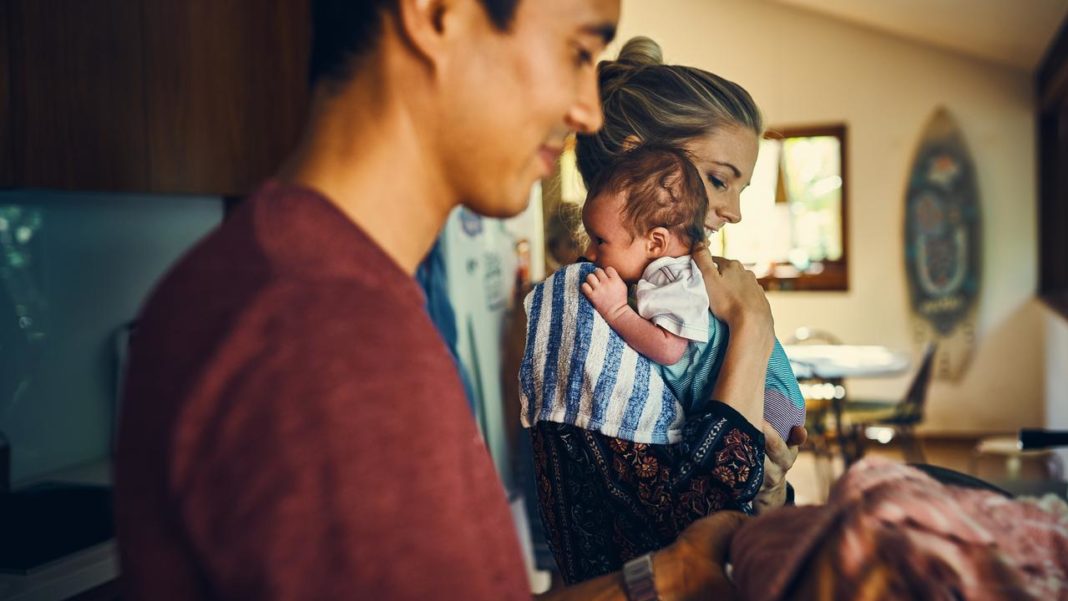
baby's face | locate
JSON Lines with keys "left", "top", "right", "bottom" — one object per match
{"left": 581, "top": 192, "right": 652, "bottom": 283}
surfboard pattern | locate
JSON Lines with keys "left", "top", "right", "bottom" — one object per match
{"left": 904, "top": 108, "right": 981, "bottom": 380}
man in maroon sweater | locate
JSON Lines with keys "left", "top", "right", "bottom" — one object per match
{"left": 115, "top": 0, "right": 799, "bottom": 599}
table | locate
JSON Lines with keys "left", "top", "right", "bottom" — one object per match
{"left": 0, "top": 461, "right": 117, "bottom": 601}
{"left": 784, "top": 344, "right": 911, "bottom": 379}
{"left": 783, "top": 344, "right": 912, "bottom": 465}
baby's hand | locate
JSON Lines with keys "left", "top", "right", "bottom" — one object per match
{"left": 581, "top": 267, "right": 630, "bottom": 323}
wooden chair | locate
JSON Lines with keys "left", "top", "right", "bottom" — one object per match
{"left": 839, "top": 344, "right": 937, "bottom": 464}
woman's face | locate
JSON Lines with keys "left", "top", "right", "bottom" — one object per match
{"left": 682, "top": 124, "right": 760, "bottom": 235}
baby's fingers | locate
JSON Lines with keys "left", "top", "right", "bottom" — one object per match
{"left": 581, "top": 282, "right": 594, "bottom": 297}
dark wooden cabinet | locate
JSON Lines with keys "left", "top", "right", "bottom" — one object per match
{"left": 1038, "top": 15, "right": 1068, "bottom": 317}
{"left": 2, "top": 0, "right": 310, "bottom": 195}
{"left": 0, "top": 0, "right": 13, "bottom": 187}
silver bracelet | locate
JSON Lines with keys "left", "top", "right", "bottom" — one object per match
{"left": 622, "top": 552, "right": 658, "bottom": 601}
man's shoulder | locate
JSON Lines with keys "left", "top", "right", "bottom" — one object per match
{"left": 261, "top": 276, "right": 430, "bottom": 339}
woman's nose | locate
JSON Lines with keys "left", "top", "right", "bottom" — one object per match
{"left": 717, "top": 191, "right": 743, "bottom": 224}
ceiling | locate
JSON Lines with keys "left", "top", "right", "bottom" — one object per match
{"left": 765, "top": 0, "right": 1068, "bottom": 71}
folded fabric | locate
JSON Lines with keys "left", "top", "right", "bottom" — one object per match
{"left": 730, "top": 457, "right": 1068, "bottom": 600}
{"left": 519, "top": 262, "right": 685, "bottom": 444}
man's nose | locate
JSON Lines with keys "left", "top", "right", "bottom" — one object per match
{"left": 565, "top": 73, "right": 604, "bottom": 134}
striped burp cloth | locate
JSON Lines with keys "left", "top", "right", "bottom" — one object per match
{"left": 519, "top": 262, "right": 685, "bottom": 444}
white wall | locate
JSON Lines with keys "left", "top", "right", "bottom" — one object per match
{"left": 1045, "top": 308, "right": 1068, "bottom": 465}
{"left": 616, "top": 0, "right": 1043, "bottom": 433}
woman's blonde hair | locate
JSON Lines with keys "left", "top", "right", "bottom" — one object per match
{"left": 576, "top": 36, "right": 763, "bottom": 185}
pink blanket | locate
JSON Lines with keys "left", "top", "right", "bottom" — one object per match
{"left": 730, "top": 457, "right": 1068, "bottom": 600}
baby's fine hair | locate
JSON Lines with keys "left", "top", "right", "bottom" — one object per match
{"left": 586, "top": 145, "right": 708, "bottom": 248}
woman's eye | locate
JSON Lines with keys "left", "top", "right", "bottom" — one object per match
{"left": 708, "top": 175, "right": 728, "bottom": 190}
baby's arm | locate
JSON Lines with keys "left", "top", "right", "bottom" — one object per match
{"left": 581, "top": 267, "right": 689, "bottom": 365}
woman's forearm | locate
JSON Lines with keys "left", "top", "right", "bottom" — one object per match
{"left": 710, "top": 316, "right": 774, "bottom": 429}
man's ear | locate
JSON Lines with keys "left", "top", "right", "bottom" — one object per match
{"left": 395, "top": 0, "right": 451, "bottom": 65}
{"left": 622, "top": 135, "right": 643, "bottom": 151}
{"left": 647, "top": 227, "right": 670, "bottom": 257}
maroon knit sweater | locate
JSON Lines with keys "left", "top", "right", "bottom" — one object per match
{"left": 115, "top": 182, "right": 528, "bottom": 600}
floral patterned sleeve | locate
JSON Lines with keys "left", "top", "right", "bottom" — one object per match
{"left": 529, "top": 401, "right": 765, "bottom": 585}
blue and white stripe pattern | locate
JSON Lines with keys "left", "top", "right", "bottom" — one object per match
{"left": 519, "top": 262, "right": 684, "bottom": 444}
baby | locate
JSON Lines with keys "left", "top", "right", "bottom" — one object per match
{"left": 579, "top": 144, "right": 804, "bottom": 442}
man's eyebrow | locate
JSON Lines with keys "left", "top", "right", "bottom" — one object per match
{"left": 713, "top": 161, "right": 742, "bottom": 178}
{"left": 583, "top": 23, "right": 617, "bottom": 45}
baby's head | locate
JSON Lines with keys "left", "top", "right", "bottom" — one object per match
{"left": 581, "top": 145, "right": 708, "bottom": 283}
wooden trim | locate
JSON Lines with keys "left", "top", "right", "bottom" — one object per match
{"left": 760, "top": 260, "right": 847, "bottom": 291}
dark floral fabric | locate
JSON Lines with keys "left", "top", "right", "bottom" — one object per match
{"left": 530, "top": 401, "right": 765, "bottom": 584}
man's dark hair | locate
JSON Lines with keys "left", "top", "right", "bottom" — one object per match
{"left": 310, "top": 0, "right": 521, "bottom": 88}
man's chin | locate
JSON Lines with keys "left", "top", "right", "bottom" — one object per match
{"left": 462, "top": 191, "right": 533, "bottom": 220}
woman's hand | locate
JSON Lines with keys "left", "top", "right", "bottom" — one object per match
{"left": 754, "top": 424, "right": 807, "bottom": 514}
{"left": 691, "top": 247, "right": 772, "bottom": 336}
{"left": 696, "top": 246, "right": 775, "bottom": 427}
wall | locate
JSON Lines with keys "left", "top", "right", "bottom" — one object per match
{"left": 0, "top": 191, "right": 221, "bottom": 484}
{"left": 1045, "top": 309, "right": 1068, "bottom": 465}
{"left": 616, "top": 0, "right": 1042, "bottom": 434}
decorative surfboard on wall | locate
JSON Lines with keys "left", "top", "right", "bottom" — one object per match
{"left": 904, "top": 108, "right": 982, "bottom": 381}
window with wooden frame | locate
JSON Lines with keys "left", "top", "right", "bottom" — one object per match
{"left": 707, "top": 124, "right": 849, "bottom": 291}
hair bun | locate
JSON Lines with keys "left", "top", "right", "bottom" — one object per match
{"left": 616, "top": 36, "right": 663, "bottom": 67}
{"left": 599, "top": 36, "right": 663, "bottom": 98}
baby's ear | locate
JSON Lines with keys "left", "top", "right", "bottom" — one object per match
{"left": 647, "top": 227, "right": 670, "bottom": 257}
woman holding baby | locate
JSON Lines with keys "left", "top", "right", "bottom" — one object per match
{"left": 521, "top": 36, "right": 808, "bottom": 593}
